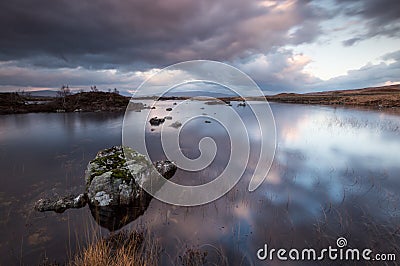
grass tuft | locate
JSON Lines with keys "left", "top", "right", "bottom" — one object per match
{"left": 70, "top": 230, "right": 159, "bottom": 266}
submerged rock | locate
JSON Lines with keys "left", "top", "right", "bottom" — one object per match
{"left": 170, "top": 121, "right": 182, "bottom": 129}
{"left": 35, "top": 193, "right": 87, "bottom": 213}
{"left": 205, "top": 100, "right": 225, "bottom": 105}
{"left": 126, "top": 102, "right": 147, "bottom": 112}
{"left": 89, "top": 204, "right": 147, "bottom": 231}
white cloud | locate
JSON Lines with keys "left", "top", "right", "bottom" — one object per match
{"left": 235, "top": 50, "right": 320, "bottom": 93}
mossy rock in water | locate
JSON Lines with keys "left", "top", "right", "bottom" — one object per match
{"left": 35, "top": 146, "right": 177, "bottom": 231}
{"left": 85, "top": 146, "right": 177, "bottom": 207}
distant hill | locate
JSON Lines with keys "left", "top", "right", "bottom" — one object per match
{"left": 266, "top": 84, "right": 400, "bottom": 108}
{"left": 0, "top": 91, "right": 130, "bottom": 115}
{"left": 138, "top": 90, "right": 238, "bottom": 98}
{"left": 301, "top": 84, "right": 400, "bottom": 96}
{"left": 24, "top": 90, "right": 59, "bottom": 97}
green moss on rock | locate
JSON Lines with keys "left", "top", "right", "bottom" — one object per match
{"left": 87, "top": 146, "right": 135, "bottom": 184}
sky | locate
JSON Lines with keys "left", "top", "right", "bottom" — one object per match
{"left": 0, "top": 0, "right": 399, "bottom": 95}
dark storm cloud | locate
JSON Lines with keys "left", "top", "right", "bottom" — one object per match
{"left": 337, "top": 0, "right": 400, "bottom": 46}
{"left": 0, "top": 64, "right": 128, "bottom": 88}
{"left": 1, "top": 0, "right": 397, "bottom": 93}
{"left": 0, "top": 0, "right": 328, "bottom": 70}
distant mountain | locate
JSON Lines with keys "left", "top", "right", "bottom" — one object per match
{"left": 305, "top": 84, "right": 400, "bottom": 96}
{"left": 162, "top": 90, "right": 238, "bottom": 98}
{"left": 118, "top": 91, "right": 133, "bottom": 97}
{"left": 25, "top": 90, "right": 59, "bottom": 97}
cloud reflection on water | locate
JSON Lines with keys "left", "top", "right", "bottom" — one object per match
{"left": 126, "top": 102, "right": 400, "bottom": 264}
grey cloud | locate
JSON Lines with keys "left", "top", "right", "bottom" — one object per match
{"left": 289, "top": 21, "right": 323, "bottom": 45}
{"left": 235, "top": 50, "right": 321, "bottom": 93}
{"left": 1, "top": 0, "right": 397, "bottom": 93}
{"left": 382, "top": 50, "right": 400, "bottom": 61}
{"left": 337, "top": 0, "right": 400, "bottom": 45}
{"left": 342, "top": 37, "right": 362, "bottom": 47}
{"left": 0, "top": 62, "right": 142, "bottom": 91}
{"left": 0, "top": 0, "right": 328, "bottom": 70}
{"left": 236, "top": 49, "right": 400, "bottom": 93}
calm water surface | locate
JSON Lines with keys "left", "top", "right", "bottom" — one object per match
{"left": 0, "top": 103, "right": 399, "bottom": 265}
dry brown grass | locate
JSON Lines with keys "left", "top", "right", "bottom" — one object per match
{"left": 179, "top": 248, "right": 208, "bottom": 266}
{"left": 69, "top": 229, "right": 209, "bottom": 266}
{"left": 70, "top": 230, "right": 159, "bottom": 266}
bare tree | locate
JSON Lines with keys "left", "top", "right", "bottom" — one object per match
{"left": 90, "top": 85, "right": 98, "bottom": 92}
{"left": 57, "top": 85, "right": 71, "bottom": 109}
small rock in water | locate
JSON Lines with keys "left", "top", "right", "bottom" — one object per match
{"left": 153, "top": 160, "right": 177, "bottom": 179}
{"left": 205, "top": 120, "right": 211, "bottom": 123}
{"left": 166, "top": 107, "right": 173, "bottom": 111}
{"left": 164, "top": 116, "right": 173, "bottom": 120}
{"left": 149, "top": 117, "right": 165, "bottom": 126}
{"left": 34, "top": 193, "right": 87, "bottom": 213}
